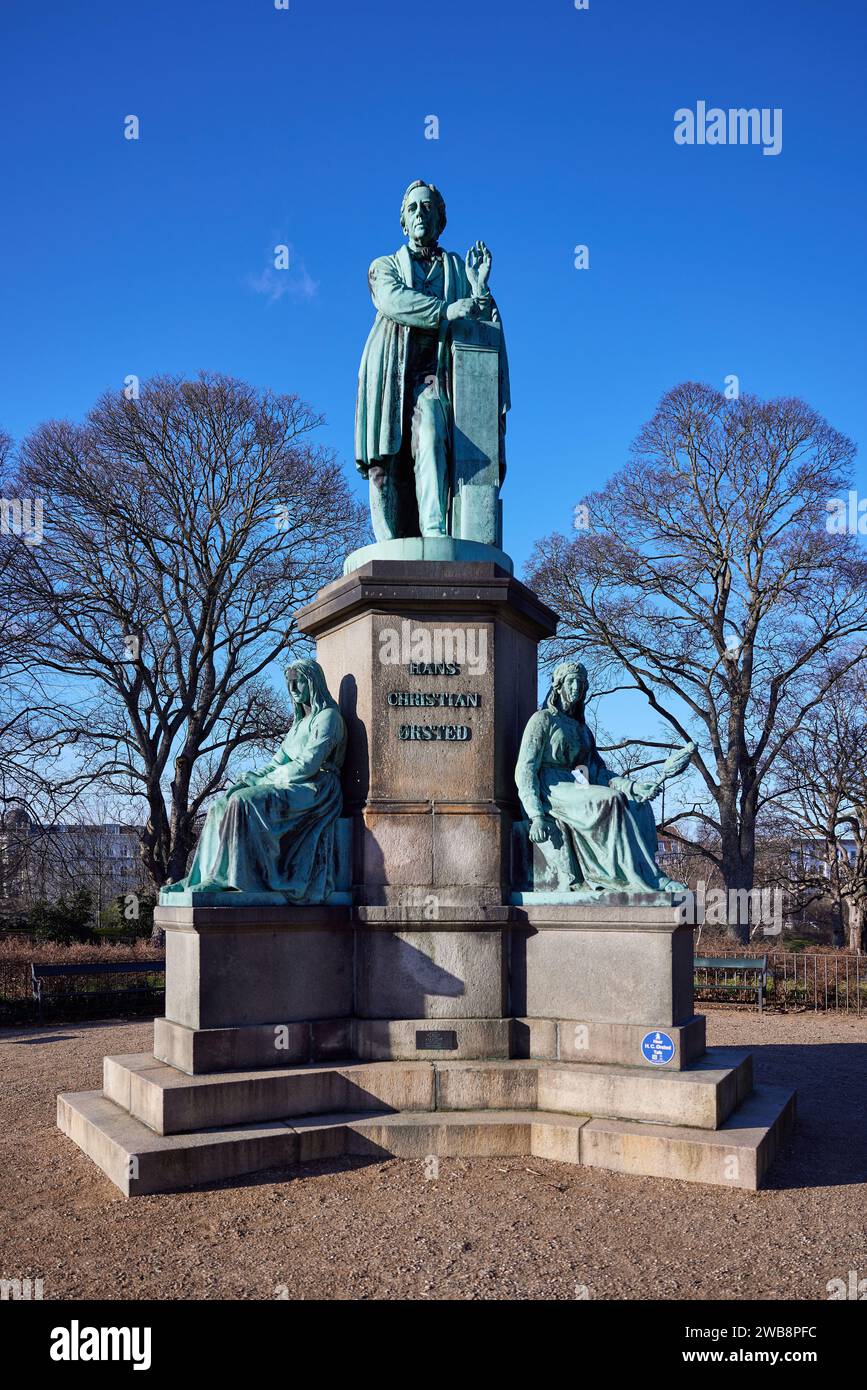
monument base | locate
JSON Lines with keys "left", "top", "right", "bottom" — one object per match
{"left": 58, "top": 1058, "right": 795, "bottom": 1196}
{"left": 56, "top": 900, "right": 797, "bottom": 1196}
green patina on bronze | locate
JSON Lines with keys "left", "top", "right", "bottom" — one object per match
{"left": 355, "top": 179, "right": 509, "bottom": 546}
{"left": 160, "top": 660, "right": 346, "bottom": 903}
{"left": 516, "top": 662, "right": 695, "bottom": 895}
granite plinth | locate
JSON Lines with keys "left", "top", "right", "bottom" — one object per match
{"left": 154, "top": 899, "right": 697, "bottom": 1045}
{"left": 294, "top": 561, "right": 557, "bottom": 904}
{"left": 343, "top": 538, "right": 513, "bottom": 576}
{"left": 157, "top": 903, "right": 353, "bottom": 1030}
{"left": 154, "top": 1013, "right": 706, "bottom": 1074}
{"left": 510, "top": 900, "right": 695, "bottom": 1027}
{"left": 61, "top": 902, "right": 797, "bottom": 1197}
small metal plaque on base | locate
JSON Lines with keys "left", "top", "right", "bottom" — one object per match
{"left": 415, "top": 1029, "right": 458, "bottom": 1051}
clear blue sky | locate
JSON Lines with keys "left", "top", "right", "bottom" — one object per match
{"left": 1, "top": 0, "right": 865, "bottom": 582}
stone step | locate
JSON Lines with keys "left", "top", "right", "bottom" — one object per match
{"left": 581, "top": 1086, "right": 797, "bottom": 1190}
{"left": 103, "top": 1054, "right": 437, "bottom": 1136}
{"left": 346, "top": 1088, "right": 795, "bottom": 1187}
{"left": 535, "top": 1048, "right": 752, "bottom": 1131}
{"left": 103, "top": 1048, "right": 752, "bottom": 1137}
{"left": 153, "top": 1013, "right": 706, "bottom": 1074}
{"left": 57, "top": 1085, "right": 795, "bottom": 1196}
{"left": 434, "top": 1051, "right": 751, "bottom": 1129}
{"left": 58, "top": 1090, "right": 303, "bottom": 1197}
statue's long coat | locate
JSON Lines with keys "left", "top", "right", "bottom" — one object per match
{"left": 354, "top": 243, "right": 510, "bottom": 476}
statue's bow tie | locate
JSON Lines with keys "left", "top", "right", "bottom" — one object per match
{"left": 410, "top": 244, "right": 441, "bottom": 263}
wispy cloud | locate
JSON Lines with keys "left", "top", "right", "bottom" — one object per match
{"left": 245, "top": 244, "right": 318, "bottom": 305}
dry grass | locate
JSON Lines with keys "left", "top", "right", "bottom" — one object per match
{"left": 0, "top": 938, "right": 162, "bottom": 963}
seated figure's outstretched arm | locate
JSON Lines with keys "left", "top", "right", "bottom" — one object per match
{"left": 583, "top": 727, "right": 650, "bottom": 796}
{"left": 597, "top": 738, "right": 696, "bottom": 803}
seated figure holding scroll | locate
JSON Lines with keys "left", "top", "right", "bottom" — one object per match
{"left": 355, "top": 179, "right": 510, "bottom": 542}
{"left": 515, "top": 662, "right": 695, "bottom": 895}
{"left": 161, "top": 661, "right": 346, "bottom": 904}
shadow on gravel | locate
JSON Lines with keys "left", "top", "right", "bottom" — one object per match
{"left": 191, "top": 1154, "right": 389, "bottom": 1196}
{"left": 748, "top": 1042, "right": 867, "bottom": 1189}
{"left": 0, "top": 1018, "right": 156, "bottom": 1044}
{"left": 10, "top": 1033, "right": 77, "bottom": 1045}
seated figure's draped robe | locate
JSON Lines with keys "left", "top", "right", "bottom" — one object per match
{"left": 165, "top": 706, "right": 346, "bottom": 902}
{"left": 515, "top": 708, "right": 668, "bottom": 894}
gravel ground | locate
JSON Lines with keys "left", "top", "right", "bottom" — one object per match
{"left": 1, "top": 1009, "right": 865, "bottom": 1301}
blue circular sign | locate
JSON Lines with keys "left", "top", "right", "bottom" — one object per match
{"left": 641, "top": 1030, "right": 675, "bottom": 1065}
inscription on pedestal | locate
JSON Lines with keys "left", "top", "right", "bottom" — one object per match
{"left": 373, "top": 615, "right": 493, "bottom": 791}
{"left": 378, "top": 622, "right": 488, "bottom": 750}
{"left": 387, "top": 691, "right": 479, "bottom": 708}
{"left": 398, "top": 725, "right": 471, "bottom": 741}
{"left": 390, "top": 675, "right": 479, "bottom": 743}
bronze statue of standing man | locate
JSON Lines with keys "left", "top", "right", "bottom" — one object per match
{"left": 355, "top": 180, "right": 510, "bottom": 542}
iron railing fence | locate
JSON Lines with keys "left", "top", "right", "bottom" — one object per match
{"left": 0, "top": 956, "right": 165, "bottom": 1024}
{"left": 694, "top": 948, "right": 864, "bottom": 1013}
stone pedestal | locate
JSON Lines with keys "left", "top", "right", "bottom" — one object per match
{"left": 59, "top": 899, "right": 796, "bottom": 1196}
{"left": 294, "top": 560, "right": 557, "bottom": 911}
{"left": 150, "top": 898, "right": 703, "bottom": 1074}
{"left": 511, "top": 902, "right": 695, "bottom": 1025}
{"left": 56, "top": 560, "right": 797, "bottom": 1196}
{"left": 157, "top": 903, "right": 353, "bottom": 1030}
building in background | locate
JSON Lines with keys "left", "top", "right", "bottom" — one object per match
{"left": 788, "top": 835, "right": 857, "bottom": 875}
{"left": 0, "top": 810, "right": 148, "bottom": 919}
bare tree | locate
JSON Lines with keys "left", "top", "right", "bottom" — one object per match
{"left": 0, "top": 428, "right": 66, "bottom": 831}
{"left": 7, "top": 374, "right": 367, "bottom": 892}
{"left": 768, "top": 663, "right": 867, "bottom": 951}
{"left": 0, "top": 426, "right": 25, "bottom": 804}
{"left": 527, "top": 383, "right": 867, "bottom": 941}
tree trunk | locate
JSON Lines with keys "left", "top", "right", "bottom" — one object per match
{"left": 141, "top": 788, "right": 170, "bottom": 887}
{"left": 720, "top": 818, "right": 755, "bottom": 946}
{"left": 142, "top": 789, "right": 171, "bottom": 946}
{"left": 832, "top": 901, "right": 845, "bottom": 949}
{"left": 168, "top": 751, "right": 194, "bottom": 878}
{"left": 847, "top": 901, "right": 864, "bottom": 953}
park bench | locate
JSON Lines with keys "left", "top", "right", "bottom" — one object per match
{"left": 31, "top": 960, "right": 165, "bottom": 1022}
{"left": 694, "top": 955, "right": 769, "bottom": 1013}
